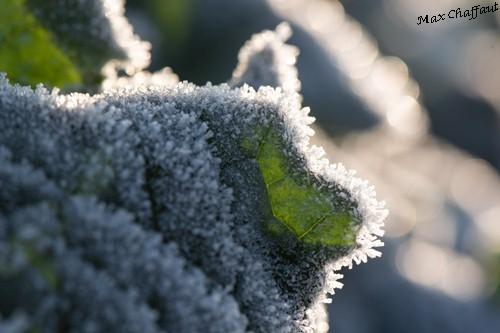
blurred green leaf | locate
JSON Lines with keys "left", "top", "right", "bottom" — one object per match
{"left": 147, "top": 0, "right": 191, "bottom": 52}
{"left": 0, "top": 0, "right": 81, "bottom": 87}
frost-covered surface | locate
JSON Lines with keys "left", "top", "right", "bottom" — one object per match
{"left": 0, "top": 20, "right": 386, "bottom": 333}
{"left": 230, "top": 22, "right": 301, "bottom": 94}
{"left": 102, "top": 67, "right": 179, "bottom": 90}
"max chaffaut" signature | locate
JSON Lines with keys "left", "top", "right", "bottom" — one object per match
{"left": 417, "top": 2, "right": 498, "bottom": 25}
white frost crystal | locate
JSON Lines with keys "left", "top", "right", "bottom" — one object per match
{"left": 0, "top": 16, "right": 386, "bottom": 333}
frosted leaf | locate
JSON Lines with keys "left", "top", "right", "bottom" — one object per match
{"left": 0, "top": 22, "right": 386, "bottom": 333}
{"left": 230, "top": 22, "right": 301, "bottom": 93}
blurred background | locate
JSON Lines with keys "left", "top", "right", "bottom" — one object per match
{"left": 123, "top": 0, "right": 500, "bottom": 331}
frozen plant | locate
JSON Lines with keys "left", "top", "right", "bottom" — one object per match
{"left": 0, "top": 1, "right": 387, "bottom": 332}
